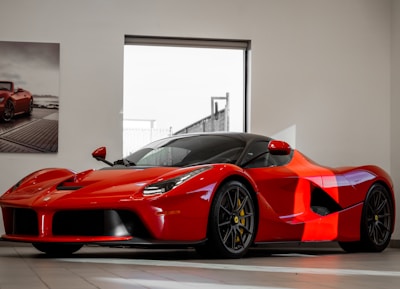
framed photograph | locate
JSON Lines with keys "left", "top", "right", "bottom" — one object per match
{"left": 0, "top": 41, "right": 59, "bottom": 153}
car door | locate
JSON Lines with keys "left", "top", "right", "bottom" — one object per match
{"left": 13, "top": 88, "right": 30, "bottom": 113}
{"left": 243, "top": 141, "right": 325, "bottom": 241}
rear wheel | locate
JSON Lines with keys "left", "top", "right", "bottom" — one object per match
{"left": 32, "top": 243, "right": 83, "bottom": 256}
{"left": 339, "top": 183, "right": 393, "bottom": 253}
{"left": 197, "top": 180, "right": 256, "bottom": 258}
{"left": 27, "top": 98, "right": 33, "bottom": 115}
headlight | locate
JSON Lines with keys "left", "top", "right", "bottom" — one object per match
{"left": 143, "top": 166, "right": 211, "bottom": 195}
{"left": 0, "top": 97, "right": 4, "bottom": 103}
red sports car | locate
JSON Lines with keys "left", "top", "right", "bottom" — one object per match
{"left": 0, "top": 133, "right": 395, "bottom": 258}
{"left": 0, "top": 81, "right": 33, "bottom": 122}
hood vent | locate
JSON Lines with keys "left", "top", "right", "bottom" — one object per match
{"left": 56, "top": 185, "right": 83, "bottom": 191}
{"left": 56, "top": 179, "right": 84, "bottom": 191}
{"left": 56, "top": 175, "right": 84, "bottom": 191}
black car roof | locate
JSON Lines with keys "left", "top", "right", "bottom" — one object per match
{"left": 149, "top": 132, "right": 272, "bottom": 147}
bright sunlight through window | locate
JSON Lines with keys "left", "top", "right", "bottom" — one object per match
{"left": 123, "top": 38, "right": 248, "bottom": 156}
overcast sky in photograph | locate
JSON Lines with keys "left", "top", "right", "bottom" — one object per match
{"left": 0, "top": 41, "right": 59, "bottom": 96}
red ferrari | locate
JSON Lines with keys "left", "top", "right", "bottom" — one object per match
{"left": 0, "top": 81, "right": 33, "bottom": 122}
{"left": 0, "top": 133, "right": 395, "bottom": 258}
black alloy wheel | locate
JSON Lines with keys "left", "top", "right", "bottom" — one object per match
{"left": 362, "top": 183, "right": 393, "bottom": 251}
{"left": 198, "top": 180, "right": 256, "bottom": 258}
{"left": 339, "top": 183, "right": 393, "bottom": 253}
{"left": 28, "top": 98, "right": 33, "bottom": 114}
{"left": 2, "top": 100, "right": 14, "bottom": 122}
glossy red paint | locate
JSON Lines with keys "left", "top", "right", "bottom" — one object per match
{"left": 0, "top": 81, "right": 33, "bottom": 122}
{"left": 0, "top": 133, "right": 395, "bottom": 258}
{"left": 268, "top": 139, "right": 291, "bottom": 155}
{"left": 92, "top": 146, "right": 107, "bottom": 159}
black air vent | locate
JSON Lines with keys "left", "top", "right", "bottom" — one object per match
{"left": 52, "top": 209, "right": 151, "bottom": 238}
{"left": 56, "top": 185, "right": 83, "bottom": 191}
{"left": 8, "top": 208, "right": 38, "bottom": 235}
{"left": 311, "top": 187, "right": 342, "bottom": 216}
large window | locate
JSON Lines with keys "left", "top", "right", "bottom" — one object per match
{"left": 123, "top": 36, "right": 250, "bottom": 156}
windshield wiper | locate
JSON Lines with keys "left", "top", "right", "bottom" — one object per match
{"left": 113, "top": 159, "right": 136, "bottom": 167}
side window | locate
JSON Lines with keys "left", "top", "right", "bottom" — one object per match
{"left": 243, "top": 141, "right": 271, "bottom": 168}
{"left": 269, "top": 152, "right": 293, "bottom": 166}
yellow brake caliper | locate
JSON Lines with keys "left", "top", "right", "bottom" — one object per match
{"left": 235, "top": 199, "right": 245, "bottom": 243}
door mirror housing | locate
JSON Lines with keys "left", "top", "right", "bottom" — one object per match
{"left": 268, "top": 140, "right": 291, "bottom": 155}
{"left": 92, "top": 146, "right": 107, "bottom": 160}
{"left": 92, "top": 147, "right": 113, "bottom": 166}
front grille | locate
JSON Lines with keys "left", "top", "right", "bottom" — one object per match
{"left": 52, "top": 209, "right": 150, "bottom": 238}
{"left": 3, "top": 208, "right": 151, "bottom": 238}
{"left": 6, "top": 208, "right": 39, "bottom": 235}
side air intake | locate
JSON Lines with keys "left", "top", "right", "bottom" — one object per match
{"left": 311, "top": 187, "right": 342, "bottom": 216}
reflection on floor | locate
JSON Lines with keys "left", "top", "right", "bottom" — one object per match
{"left": 0, "top": 241, "right": 399, "bottom": 289}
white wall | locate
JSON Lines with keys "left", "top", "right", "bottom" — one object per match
{"left": 392, "top": 0, "right": 400, "bottom": 240}
{"left": 0, "top": 0, "right": 396, "bottom": 238}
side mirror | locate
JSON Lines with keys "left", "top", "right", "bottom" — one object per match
{"left": 92, "top": 146, "right": 107, "bottom": 159}
{"left": 92, "top": 147, "right": 113, "bottom": 166}
{"left": 268, "top": 140, "right": 291, "bottom": 155}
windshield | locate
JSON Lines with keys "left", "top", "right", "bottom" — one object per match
{"left": 0, "top": 82, "right": 12, "bottom": 91}
{"left": 124, "top": 135, "right": 245, "bottom": 167}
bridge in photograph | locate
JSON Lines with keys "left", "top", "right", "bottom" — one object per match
{"left": 0, "top": 108, "right": 58, "bottom": 153}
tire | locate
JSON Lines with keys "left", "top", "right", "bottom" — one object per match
{"left": 197, "top": 180, "right": 256, "bottom": 258}
{"left": 32, "top": 243, "right": 83, "bottom": 256}
{"left": 27, "top": 98, "right": 33, "bottom": 115}
{"left": 2, "top": 100, "right": 14, "bottom": 122}
{"left": 339, "top": 183, "right": 393, "bottom": 253}
{"left": 338, "top": 240, "right": 363, "bottom": 253}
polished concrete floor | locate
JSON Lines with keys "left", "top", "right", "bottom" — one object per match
{"left": 0, "top": 241, "right": 399, "bottom": 289}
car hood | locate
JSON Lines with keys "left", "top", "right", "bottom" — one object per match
{"left": 0, "top": 166, "right": 201, "bottom": 204}
{"left": 62, "top": 166, "right": 182, "bottom": 188}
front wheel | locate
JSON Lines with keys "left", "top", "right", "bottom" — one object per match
{"left": 32, "top": 243, "right": 83, "bottom": 256}
{"left": 2, "top": 100, "right": 14, "bottom": 122}
{"left": 339, "top": 183, "right": 393, "bottom": 253}
{"left": 197, "top": 180, "right": 256, "bottom": 258}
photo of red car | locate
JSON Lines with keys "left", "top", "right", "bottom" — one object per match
{"left": 0, "top": 81, "right": 33, "bottom": 122}
{"left": 0, "top": 133, "right": 395, "bottom": 258}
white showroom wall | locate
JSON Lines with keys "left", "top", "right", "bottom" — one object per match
{"left": 392, "top": 0, "right": 400, "bottom": 241}
{"left": 0, "top": 0, "right": 397, "bottom": 239}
